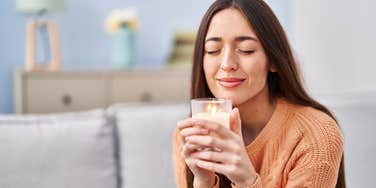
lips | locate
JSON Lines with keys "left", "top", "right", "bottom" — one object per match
{"left": 216, "top": 77, "right": 246, "bottom": 88}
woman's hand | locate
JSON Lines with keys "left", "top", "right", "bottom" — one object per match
{"left": 178, "top": 108, "right": 257, "bottom": 187}
{"left": 178, "top": 119, "right": 216, "bottom": 187}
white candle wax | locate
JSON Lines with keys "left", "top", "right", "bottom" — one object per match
{"left": 192, "top": 112, "right": 230, "bottom": 129}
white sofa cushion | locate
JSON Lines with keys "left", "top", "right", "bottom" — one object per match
{"left": 0, "top": 110, "right": 118, "bottom": 188}
{"left": 109, "top": 103, "right": 189, "bottom": 188}
{"left": 330, "top": 102, "right": 376, "bottom": 188}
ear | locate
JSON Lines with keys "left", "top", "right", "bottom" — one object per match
{"left": 269, "top": 64, "right": 277, "bottom": 73}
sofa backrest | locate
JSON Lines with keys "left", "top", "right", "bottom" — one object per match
{"left": 0, "top": 110, "right": 118, "bottom": 188}
{"left": 108, "top": 102, "right": 189, "bottom": 188}
{"left": 0, "top": 103, "right": 189, "bottom": 188}
{"left": 1, "top": 100, "right": 375, "bottom": 188}
{"left": 329, "top": 101, "right": 376, "bottom": 188}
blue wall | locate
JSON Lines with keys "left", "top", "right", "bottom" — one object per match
{"left": 0, "top": 0, "right": 290, "bottom": 113}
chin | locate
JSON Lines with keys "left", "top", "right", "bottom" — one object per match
{"left": 215, "top": 92, "right": 248, "bottom": 107}
{"left": 230, "top": 98, "right": 248, "bottom": 107}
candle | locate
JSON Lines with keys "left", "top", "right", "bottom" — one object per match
{"left": 191, "top": 99, "right": 231, "bottom": 129}
{"left": 190, "top": 98, "right": 232, "bottom": 151}
{"left": 192, "top": 112, "right": 230, "bottom": 129}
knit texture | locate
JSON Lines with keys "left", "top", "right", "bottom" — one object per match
{"left": 173, "top": 98, "right": 344, "bottom": 188}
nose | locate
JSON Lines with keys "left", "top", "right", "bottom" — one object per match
{"left": 220, "top": 47, "right": 238, "bottom": 72}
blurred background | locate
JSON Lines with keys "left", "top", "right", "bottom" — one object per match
{"left": 0, "top": 0, "right": 290, "bottom": 113}
{"left": 0, "top": 0, "right": 375, "bottom": 187}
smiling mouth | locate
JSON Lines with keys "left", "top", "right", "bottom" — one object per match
{"left": 216, "top": 77, "right": 246, "bottom": 88}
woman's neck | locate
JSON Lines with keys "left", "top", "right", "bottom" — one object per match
{"left": 237, "top": 86, "right": 277, "bottom": 145}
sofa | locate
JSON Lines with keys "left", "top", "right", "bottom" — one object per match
{"left": 0, "top": 102, "right": 189, "bottom": 188}
{"left": 0, "top": 100, "right": 374, "bottom": 188}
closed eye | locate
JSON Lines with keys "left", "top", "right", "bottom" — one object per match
{"left": 206, "top": 50, "right": 220, "bottom": 55}
{"left": 238, "top": 50, "right": 255, "bottom": 55}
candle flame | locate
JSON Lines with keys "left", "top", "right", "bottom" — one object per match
{"left": 207, "top": 103, "right": 217, "bottom": 115}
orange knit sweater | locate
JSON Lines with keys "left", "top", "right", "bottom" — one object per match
{"left": 173, "top": 98, "right": 344, "bottom": 188}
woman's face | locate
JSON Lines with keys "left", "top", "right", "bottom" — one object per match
{"left": 203, "top": 8, "right": 274, "bottom": 106}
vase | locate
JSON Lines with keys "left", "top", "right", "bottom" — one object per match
{"left": 111, "top": 25, "right": 136, "bottom": 69}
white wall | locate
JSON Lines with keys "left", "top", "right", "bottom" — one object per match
{"left": 291, "top": 0, "right": 376, "bottom": 104}
{"left": 291, "top": 1, "right": 376, "bottom": 187}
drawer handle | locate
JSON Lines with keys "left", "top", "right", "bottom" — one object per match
{"left": 62, "top": 94, "right": 73, "bottom": 106}
{"left": 140, "top": 92, "right": 152, "bottom": 102}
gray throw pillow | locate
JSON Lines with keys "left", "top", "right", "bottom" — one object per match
{"left": 0, "top": 110, "right": 118, "bottom": 188}
{"left": 108, "top": 103, "right": 189, "bottom": 188}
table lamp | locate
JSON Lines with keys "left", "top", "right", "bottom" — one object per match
{"left": 15, "top": 0, "right": 67, "bottom": 71}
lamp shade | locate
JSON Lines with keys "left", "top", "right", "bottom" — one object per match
{"left": 15, "top": 0, "right": 67, "bottom": 14}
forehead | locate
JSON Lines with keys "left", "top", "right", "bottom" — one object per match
{"left": 206, "top": 8, "right": 256, "bottom": 38}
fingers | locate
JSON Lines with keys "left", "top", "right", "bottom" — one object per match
{"left": 190, "top": 150, "right": 231, "bottom": 163}
{"left": 177, "top": 118, "right": 196, "bottom": 130}
{"left": 195, "top": 159, "right": 232, "bottom": 176}
{"left": 193, "top": 119, "right": 232, "bottom": 138}
{"left": 230, "top": 108, "right": 242, "bottom": 135}
{"left": 178, "top": 118, "right": 232, "bottom": 138}
{"left": 179, "top": 122, "right": 209, "bottom": 147}
{"left": 185, "top": 135, "right": 233, "bottom": 151}
{"left": 180, "top": 127, "right": 209, "bottom": 138}
{"left": 181, "top": 143, "right": 201, "bottom": 158}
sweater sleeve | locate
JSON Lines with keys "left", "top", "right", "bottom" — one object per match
{"left": 173, "top": 127, "right": 188, "bottom": 188}
{"left": 285, "top": 121, "right": 344, "bottom": 188}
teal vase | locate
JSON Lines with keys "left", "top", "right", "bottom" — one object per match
{"left": 111, "top": 25, "right": 136, "bottom": 69}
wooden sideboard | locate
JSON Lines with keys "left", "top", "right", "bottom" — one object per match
{"left": 14, "top": 69, "right": 191, "bottom": 114}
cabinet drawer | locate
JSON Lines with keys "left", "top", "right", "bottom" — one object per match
{"left": 111, "top": 76, "right": 190, "bottom": 103}
{"left": 25, "top": 79, "right": 107, "bottom": 113}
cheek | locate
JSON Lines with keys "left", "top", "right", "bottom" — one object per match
{"left": 203, "top": 60, "right": 219, "bottom": 80}
{"left": 203, "top": 60, "right": 221, "bottom": 97}
{"left": 242, "top": 58, "right": 269, "bottom": 86}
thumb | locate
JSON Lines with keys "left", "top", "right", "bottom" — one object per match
{"left": 230, "top": 108, "right": 242, "bottom": 136}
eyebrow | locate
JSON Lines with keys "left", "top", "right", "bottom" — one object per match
{"left": 235, "top": 36, "right": 258, "bottom": 42}
{"left": 205, "top": 36, "right": 258, "bottom": 42}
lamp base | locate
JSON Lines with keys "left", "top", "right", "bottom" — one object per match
{"left": 25, "top": 19, "right": 61, "bottom": 72}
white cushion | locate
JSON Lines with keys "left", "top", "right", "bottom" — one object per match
{"left": 0, "top": 110, "right": 117, "bottom": 188}
{"left": 330, "top": 102, "right": 376, "bottom": 188}
{"left": 109, "top": 103, "right": 189, "bottom": 188}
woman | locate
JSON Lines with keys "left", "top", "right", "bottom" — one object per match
{"left": 173, "top": 0, "right": 345, "bottom": 188}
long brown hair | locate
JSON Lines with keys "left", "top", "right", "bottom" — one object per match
{"left": 188, "top": 0, "right": 346, "bottom": 187}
